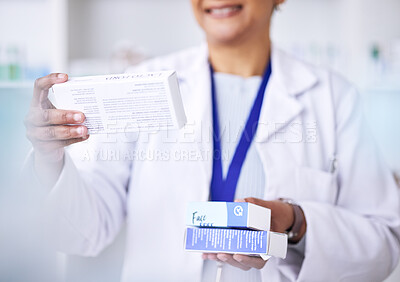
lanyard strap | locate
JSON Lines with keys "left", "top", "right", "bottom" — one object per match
{"left": 210, "top": 60, "right": 272, "bottom": 202}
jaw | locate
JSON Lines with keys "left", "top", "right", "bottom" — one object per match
{"left": 201, "top": 3, "right": 247, "bottom": 44}
{"left": 194, "top": 1, "right": 272, "bottom": 46}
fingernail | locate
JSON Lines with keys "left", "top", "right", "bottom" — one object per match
{"left": 219, "top": 256, "right": 228, "bottom": 262}
{"left": 235, "top": 256, "right": 243, "bottom": 262}
{"left": 58, "top": 73, "right": 67, "bottom": 79}
{"left": 73, "top": 113, "right": 82, "bottom": 122}
{"left": 77, "top": 127, "right": 83, "bottom": 135}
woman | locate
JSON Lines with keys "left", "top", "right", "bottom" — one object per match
{"left": 24, "top": 0, "right": 400, "bottom": 281}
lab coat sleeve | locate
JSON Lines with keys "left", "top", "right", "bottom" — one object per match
{"left": 296, "top": 83, "right": 400, "bottom": 281}
{"left": 25, "top": 135, "right": 134, "bottom": 257}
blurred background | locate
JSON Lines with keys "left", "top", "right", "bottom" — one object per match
{"left": 0, "top": 0, "right": 399, "bottom": 281}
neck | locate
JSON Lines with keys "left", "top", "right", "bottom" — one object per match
{"left": 208, "top": 34, "right": 271, "bottom": 77}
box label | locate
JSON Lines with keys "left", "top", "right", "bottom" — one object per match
{"left": 185, "top": 228, "right": 268, "bottom": 254}
{"left": 52, "top": 71, "right": 185, "bottom": 134}
{"left": 187, "top": 202, "right": 250, "bottom": 228}
{"left": 226, "top": 202, "right": 248, "bottom": 228}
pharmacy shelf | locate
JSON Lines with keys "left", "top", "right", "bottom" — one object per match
{"left": 362, "top": 79, "right": 400, "bottom": 94}
{"left": 0, "top": 81, "right": 34, "bottom": 89}
{"left": 364, "top": 87, "right": 400, "bottom": 94}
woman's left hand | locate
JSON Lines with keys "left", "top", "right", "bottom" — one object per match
{"left": 202, "top": 197, "right": 304, "bottom": 271}
{"left": 202, "top": 252, "right": 266, "bottom": 271}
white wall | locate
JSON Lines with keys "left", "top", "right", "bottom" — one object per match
{"left": 0, "top": 0, "right": 69, "bottom": 77}
{"left": 68, "top": 0, "right": 204, "bottom": 60}
{"left": 0, "top": 0, "right": 50, "bottom": 67}
{"left": 67, "top": 0, "right": 400, "bottom": 86}
{"left": 272, "top": 0, "right": 400, "bottom": 86}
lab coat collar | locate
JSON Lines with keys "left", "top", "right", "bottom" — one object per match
{"left": 182, "top": 43, "right": 319, "bottom": 181}
{"left": 270, "top": 45, "right": 318, "bottom": 96}
{"left": 255, "top": 45, "right": 318, "bottom": 142}
{"left": 179, "top": 44, "right": 213, "bottom": 189}
{"left": 182, "top": 43, "right": 318, "bottom": 96}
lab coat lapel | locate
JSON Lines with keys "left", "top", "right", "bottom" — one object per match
{"left": 180, "top": 46, "right": 318, "bottom": 196}
{"left": 180, "top": 46, "right": 213, "bottom": 197}
{"left": 256, "top": 47, "right": 318, "bottom": 143}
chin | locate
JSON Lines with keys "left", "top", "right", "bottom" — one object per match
{"left": 205, "top": 24, "right": 247, "bottom": 45}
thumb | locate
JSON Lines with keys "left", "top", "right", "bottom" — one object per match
{"left": 243, "top": 197, "right": 262, "bottom": 205}
{"left": 32, "top": 73, "right": 68, "bottom": 107}
{"left": 243, "top": 197, "right": 271, "bottom": 208}
{"left": 234, "top": 199, "right": 246, "bottom": 203}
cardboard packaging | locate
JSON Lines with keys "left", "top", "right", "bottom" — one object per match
{"left": 52, "top": 71, "right": 187, "bottom": 134}
{"left": 186, "top": 202, "right": 271, "bottom": 231}
{"left": 184, "top": 227, "right": 288, "bottom": 260}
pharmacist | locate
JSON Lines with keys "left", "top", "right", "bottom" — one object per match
{"left": 23, "top": 0, "right": 400, "bottom": 281}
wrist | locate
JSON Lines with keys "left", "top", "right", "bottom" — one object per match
{"left": 278, "top": 198, "right": 307, "bottom": 244}
{"left": 34, "top": 148, "right": 65, "bottom": 164}
{"left": 289, "top": 206, "right": 306, "bottom": 243}
{"left": 34, "top": 149, "right": 65, "bottom": 187}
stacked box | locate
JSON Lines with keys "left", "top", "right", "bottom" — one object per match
{"left": 184, "top": 202, "right": 288, "bottom": 260}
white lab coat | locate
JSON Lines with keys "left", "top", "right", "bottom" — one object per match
{"left": 26, "top": 44, "right": 400, "bottom": 282}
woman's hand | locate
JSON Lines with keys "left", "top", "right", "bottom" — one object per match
{"left": 202, "top": 252, "right": 266, "bottom": 271}
{"left": 203, "top": 197, "right": 306, "bottom": 271}
{"left": 243, "top": 197, "right": 296, "bottom": 234}
{"left": 24, "top": 73, "right": 89, "bottom": 185}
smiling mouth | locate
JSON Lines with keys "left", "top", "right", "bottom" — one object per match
{"left": 205, "top": 5, "right": 243, "bottom": 18}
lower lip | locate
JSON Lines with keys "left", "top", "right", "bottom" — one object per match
{"left": 206, "top": 6, "right": 243, "bottom": 19}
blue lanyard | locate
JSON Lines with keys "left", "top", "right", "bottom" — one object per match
{"left": 210, "top": 60, "right": 272, "bottom": 202}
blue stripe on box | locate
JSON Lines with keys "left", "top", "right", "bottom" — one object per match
{"left": 226, "top": 202, "right": 248, "bottom": 228}
{"left": 185, "top": 228, "right": 268, "bottom": 254}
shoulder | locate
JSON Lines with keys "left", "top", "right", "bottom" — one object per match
{"left": 279, "top": 48, "right": 353, "bottom": 89}
{"left": 125, "top": 44, "right": 207, "bottom": 74}
{"left": 275, "top": 47, "right": 357, "bottom": 103}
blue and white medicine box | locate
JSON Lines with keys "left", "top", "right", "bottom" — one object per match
{"left": 184, "top": 227, "right": 287, "bottom": 260}
{"left": 186, "top": 202, "right": 271, "bottom": 231}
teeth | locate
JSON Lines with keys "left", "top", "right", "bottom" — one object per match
{"left": 209, "top": 6, "right": 240, "bottom": 15}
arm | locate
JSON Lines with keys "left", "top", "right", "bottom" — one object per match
{"left": 25, "top": 73, "right": 89, "bottom": 187}
{"left": 203, "top": 198, "right": 299, "bottom": 270}
{"left": 43, "top": 137, "right": 133, "bottom": 256}
{"left": 296, "top": 84, "right": 400, "bottom": 281}
{"left": 24, "top": 73, "right": 133, "bottom": 256}
{"left": 203, "top": 84, "right": 400, "bottom": 279}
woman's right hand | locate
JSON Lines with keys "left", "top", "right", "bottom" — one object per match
{"left": 25, "top": 73, "right": 89, "bottom": 183}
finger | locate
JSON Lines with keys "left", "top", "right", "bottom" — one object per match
{"left": 41, "top": 98, "right": 56, "bottom": 110}
{"left": 34, "top": 136, "right": 89, "bottom": 154}
{"left": 244, "top": 197, "right": 268, "bottom": 207}
{"left": 25, "top": 109, "right": 85, "bottom": 126}
{"left": 234, "top": 199, "right": 245, "bottom": 203}
{"left": 233, "top": 254, "right": 267, "bottom": 270}
{"left": 202, "top": 253, "right": 215, "bottom": 260}
{"left": 204, "top": 253, "right": 222, "bottom": 262}
{"left": 32, "top": 73, "right": 68, "bottom": 107}
{"left": 217, "top": 253, "right": 250, "bottom": 271}
{"left": 27, "top": 125, "right": 88, "bottom": 141}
